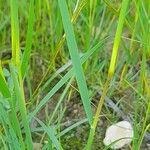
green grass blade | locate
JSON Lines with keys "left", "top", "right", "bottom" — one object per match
{"left": 10, "top": 0, "right": 20, "bottom": 66}
{"left": 29, "top": 68, "right": 73, "bottom": 120}
{"left": 29, "top": 40, "right": 106, "bottom": 120}
{"left": 49, "top": 77, "right": 73, "bottom": 123}
{"left": 57, "top": 118, "right": 88, "bottom": 138}
{"left": 0, "top": 62, "right": 10, "bottom": 98}
{"left": 39, "top": 77, "right": 74, "bottom": 143}
{"left": 58, "top": 0, "right": 93, "bottom": 125}
{"left": 34, "top": 117, "right": 63, "bottom": 150}
{"left": 0, "top": 103, "right": 21, "bottom": 150}
{"left": 9, "top": 64, "right": 33, "bottom": 150}
{"left": 0, "top": 133, "right": 8, "bottom": 150}
{"left": 21, "top": 0, "right": 35, "bottom": 77}
{"left": 0, "top": 74, "right": 10, "bottom": 98}
{"left": 108, "top": 0, "right": 130, "bottom": 77}
{"left": 86, "top": 0, "right": 130, "bottom": 148}
{"left": 9, "top": 93, "right": 25, "bottom": 150}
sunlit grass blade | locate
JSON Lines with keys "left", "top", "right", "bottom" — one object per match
{"left": 108, "top": 0, "right": 130, "bottom": 77}
{"left": 10, "top": 0, "right": 20, "bottom": 66}
{"left": 21, "top": 0, "right": 35, "bottom": 77}
{"left": 86, "top": 0, "right": 130, "bottom": 148}
{"left": 103, "top": 0, "right": 132, "bottom": 32}
{"left": 58, "top": 0, "right": 93, "bottom": 125}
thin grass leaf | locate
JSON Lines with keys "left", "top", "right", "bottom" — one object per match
{"left": 0, "top": 133, "right": 8, "bottom": 150}
{"left": 57, "top": 118, "right": 88, "bottom": 138}
{"left": 55, "top": 0, "right": 87, "bottom": 59}
{"left": 0, "top": 74, "right": 10, "bottom": 98}
{"left": 29, "top": 68, "right": 73, "bottom": 120}
{"left": 34, "top": 117, "right": 63, "bottom": 150}
{"left": 86, "top": 0, "right": 130, "bottom": 148}
{"left": 108, "top": 0, "right": 130, "bottom": 77}
{"left": 40, "top": 77, "right": 74, "bottom": 143}
{"left": 58, "top": 0, "right": 93, "bottom": 124}
{"left": 10, "top": 0, "right": 20, "bottom": 66}
{"left": 49, "top": 77, "right": 73, "bottom": 123}
{"left": 29, "top": 39, "right": 106, "bottom": 120}
{"left": 0, "top": 62, "right": 10, "bottom": 98}
{"left": 0, "top": 103, "right": 21, "bottom": 150}
{"left": 9, "top": 64, "right": 33, "bottom": 150}
{"left": 9, "top": 94, "right": 25, "bottom": 150}
{"left": 21, "top": 0, "right": 35, "bottom": 77}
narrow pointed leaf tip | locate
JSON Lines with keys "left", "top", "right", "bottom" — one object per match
{"left": 103, "top": 121, "right": 133, "bottom": 149}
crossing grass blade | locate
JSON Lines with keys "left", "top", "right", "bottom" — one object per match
{"left": 29, "top": 39, "right": 106, "bottom": 121}
{"left": 58, "top": 0, "right": 93, "bottom": 125}
{"left": 57, "top": 118, "right": 88, "bottom": 138}
{"left": 34, "top": 117, "right": 63, "bottom": 150}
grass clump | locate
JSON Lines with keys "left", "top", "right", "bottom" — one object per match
{"left": 0, "top": 0, "right": 150, "bottom": 149}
